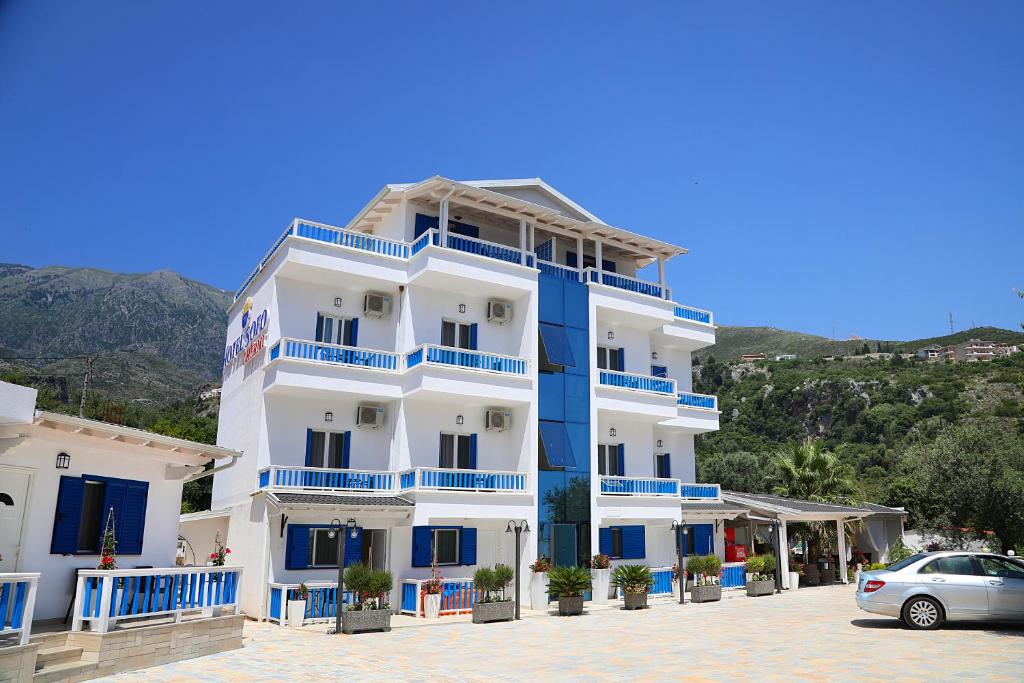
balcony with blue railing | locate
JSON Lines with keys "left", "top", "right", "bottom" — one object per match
{"left": 268, "top": 338, "right": 401, "bottom": 372}
{"left": 400, "top": 467, "right": 530, "bottom": 494}
{"left": 258, "top": 465, "right": 529, "bottom": 495}
{"left": 598, "top": 369, "right": 676, "bottom": 396}
{"left": 673, "top": 304, "right": 714, "bottom": 326}
{"left": 0, "top": 573, "right": 39, "bottom": 645}
{"left": 677, "top": 391, "right": 718, "bottom": 411}
{"left": 400, "top": 577, "right": 478, "bottom": 617}
{"left": 257, "top": 466, "right": 396, "bottom": 494}
{"left": 599, "top": 475, "right": 680, "bottom": 497}
{"left": 585, "top": 267, "right": 670, "bottom": 300}
{"left": 413, "top": 229, "right": 533, "bottom": 267}
{"left": 267, "top": 581, "right": 354, "bottom": 626}
{"left": 680, "top": 482, "right": 722, "bottom": 501}
{"left": 406, "top": 344, "right": 529, "bottom": 376}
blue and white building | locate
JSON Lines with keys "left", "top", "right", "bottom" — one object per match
{"left": 191, "top": 177, "right": 724, "bottom": 619}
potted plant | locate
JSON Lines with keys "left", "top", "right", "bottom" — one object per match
{"left": 288, "top": 583, "right": 309, "bottom": 628}
{"left": 671, "top": 563, "right": 686, "bottom": 601}
{"left": 745, "top": 554, "right": 776, "bottom": 597}
{"left": 590, "top": 553, "right": 611, "bottom": 604}
{"left": 472, "top": 564, "right": 515, "bottom": 624}
{"left": 421, "top": 561, "right": 444, "bottom": 619}
{"left": 547, "top": 566, "right": 591, "bottom": 616}
{"left": 611, "top": 564, "right": 654, "bottom": 610}
{"left": 688, "top": 555, "right": 723, "bottom": 603}
{"left": 788, "top": 553, "right": 801, "bottom": 591}
{"left": 529, "top": 556, "right": 551, "bottom": 610}
{"left": 341, "top": 563, "right": 394, "bottom": 634}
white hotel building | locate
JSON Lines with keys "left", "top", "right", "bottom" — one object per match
{"left": 194, "top": 177, "right": 725, "bottom": 620}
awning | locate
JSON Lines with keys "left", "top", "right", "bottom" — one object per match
{"left": 539, "top": 421, "right": 577, "bottom": 468}
{"left": 539, "top": 323, "right": 576, "bottom": 367}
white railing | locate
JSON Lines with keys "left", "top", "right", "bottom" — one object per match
{"left": 400, "top": 577, "right": 478, "bottom": 616}
{"left": 72, "top": 566, "right": 242, "bottom": 633}
{"left": 267, "top": 581, "right": 353, "bottom": 626}
{"left": 258, "top": 466, "right": 396, "bottom": 493}
{"left": 599, "top": 475, "right": 680, "bottom": 497}
{"left": 0, "top": 573, "right": 39, "bottom": 645}
{"left": 294, "top": 218, "right": 410, "bottom": 259}
{"left": 598, "top": 369, "right": 677, "bottom": 395}
{"left": 407, "top": 344, "right": 529, "bottom": 376}
{"left": 585, "top": 267, "right": 670, "bottom": 300}
{"left": 401, "top": 467, "right": 529, "bottom": 493}
{"left": 268, "top": 338, "right": 401, "bottom": 372}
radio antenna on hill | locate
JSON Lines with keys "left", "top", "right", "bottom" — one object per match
{"left": 948, "top": 312, "right": 954, "bottom": 335}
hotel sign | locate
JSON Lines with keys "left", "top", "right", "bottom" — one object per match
{"left": 223, "top": 298, "right": 269, "bottom": 371}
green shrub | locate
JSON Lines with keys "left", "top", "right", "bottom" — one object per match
{"left": 475, "top": 564, "right": 515, "bottom": 602}
{"left": 686, "top": 555, "right": 706, "bottom": 577}
{"left": 761, "top": 554, "right": 777, "bottom": 576}
{"left": 547, "top": 566, "right": 592, "bottom": 597}
{"left": 611, "top": 564, "right": 655, "bottom": 595}
{"left": 744, "top": 555, "right": 764, "bottom": 574}
{"left": 343, "top": 563, "right": 393, "bottom": 610}
{"left": 703, "top": 554, "right": 723, "bottom": 577}
{"left": 867, "top": 562, "right": 887, "bottom": 571}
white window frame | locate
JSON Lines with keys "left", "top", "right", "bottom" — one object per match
{"left": 308, "top": 429, "right": 348, "bottom": 469}
{"left": 433, "top": 528, "right": 460, "bottom": 566}
{"left": 438, "top": 432, "right": 473, "bottom": 470}
{"left": 441, "top": 319, "right": 473, "bottom": 350}
{"left": 308, "top": 528, "right": 340, "bottom": 568}
{"left": 316, "top": 312, "right": 355, "bottom": 346}
{"left": 597, "top": 443, "right": 621, "bottom": 476}
{"left": 596, "top": 346, "right": 622, "bottom": 370}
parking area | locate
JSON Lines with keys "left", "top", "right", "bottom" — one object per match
{"left": 103, "top": 585, "right": 1024, "bottom": 682}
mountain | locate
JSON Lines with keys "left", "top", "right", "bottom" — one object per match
{"left": 700, "top": 325, "right": 1024, "bottom": 361}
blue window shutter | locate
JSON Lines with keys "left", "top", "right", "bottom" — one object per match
{"left": 412, "top": 526, "right": 433, "bottom": 567}
{"left": 460, "top": 527, "right": 477, "bottom": 566}
{"left": 414, "top": 213, "right": 439, "bottom": 238}
{"left": 118, "top": 481, "right": 148, "bottom": 555}
{"left": 598, "top": 528, "right": 612, "bottom": 556}
{"left": 664, "top": 453, "right": 671, "bottom": 479}
{"left": 344, "top": 527, "right": 363, "bottom": 566}
{"left": 468, "top": 433, "right": 478, "bottom": 469}
{"left": 51, "top": 476, "right": 85, "bottom": 554}
{"left": 342, "top": 431, "right": 351, "bottom": 469}
{"left": 99, "top": 478, "right": 127, "bottom": 553}
{"left": 693, "top": 524, "right": 714, "bottom": 555}
{"left": 616, "top": 444, "right": 625, "bottom": 476}
{"left": 469, "top": 323, "right": 478, "bottom": 350}
{"left": 622, "top": 525, "right": 646, "bottom": 559}
{"left": 539, "top": 323, "right": 576, "bottom": 367}
{"left": 286, "top": 525, "right": 311, "bottom": 570}
{"left": 304, "top": 428, "right": 314, "bottom": 466}
{"left": 616, "top": 350, "right": 625, "bottom": 372}
{"left": 315, "top": 313, "right": 325, "bottom": 342}
{"left": 349, "top": 318, "right": 358, "bottom": 346}
{"left": 651, "top": 365, "right": 668, "bottom": 378}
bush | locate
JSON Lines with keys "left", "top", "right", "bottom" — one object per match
{"left": 686, "top": 555, "right": 707, "bottom": 577}
{"left": 547, "top": 566, "right": 592, "bottom": 597}
{"left": 343, "top": 563, "right": 393, "bottom": 610}
{"left": 744, "top": 555, "right": 764, "bottom": 574}
{"left": 591, "top": 553, "right": 611, "bottom": 569}
{"left": 867, "top": 562, "right": 887, "bottom": 571}
{"left": 703, "top": 554, "right": 723, "bottom": 577}
{"left": 611, "top": 564, "right": 655, "bottom": 595}
{"left": 475, "top": 564, "right": 514, "bottom": 602}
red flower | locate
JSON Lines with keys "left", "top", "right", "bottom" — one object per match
{"left": 226, "top": 548, "right": 232, "bottom": 553}
{"left": 210, "top": 552, "right": 218, "bottom": 559}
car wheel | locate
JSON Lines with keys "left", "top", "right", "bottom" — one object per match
{"left": 902, "top": 596, "right": 943, "bottom": 630}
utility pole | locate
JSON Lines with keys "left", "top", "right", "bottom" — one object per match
{"left": 79, "top": 356, "right": 95, "bottom": 418}
{"left": 949, "top": 312, "right": 954, "bottom": 335}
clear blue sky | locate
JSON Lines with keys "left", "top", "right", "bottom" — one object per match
{"left": 2, "top": 1, "right": 1022, "bottom": 340}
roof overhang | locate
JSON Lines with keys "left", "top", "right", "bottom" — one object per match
{"left": 722, "top": 492, "right": 871, "bottom": 521}
{"left": 264, "top": 491, "right": 415, "bottom": 512}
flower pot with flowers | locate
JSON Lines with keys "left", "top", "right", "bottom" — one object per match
{"left": 341, "top": 563, "right": 394, "bottom": 634}
{"left": 529, "top": 556, "right": 551, "bottom": 610}
{"left": 590, "top": 553, "right": 611, "bottom": 604}
{"left": 745, "top": 554, "right": 776, "bottom": 597}
{"left": 671, "top": 563, "right": 688, "bottom": 600}
{"left": 472, "top": 564, "right": 515, "bottom": 624}
{"left": 97, "top": 508, "right": 118, "bottom": 571}
{"left": 421, "top": 561, "right": 444, "bottom": 619}
{"left": 547, "top": 566, "right": 592, "bottom": 616}
{"left": 612, "top": 564, "right": 654, "bottom": 610}
{"left": 288, "top": 583, "right": 309, "bottom": 628}
{"left": 687, "top": 555, "right": 722, "bottom": 603}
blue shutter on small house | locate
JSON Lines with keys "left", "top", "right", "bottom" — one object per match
{"left": 349, "top": 318, "right": 358, "bottom": 346}
{"left": 286, "top": 524, "right": 311, "bottom": 570}
{"left": 692, "top": 524, "right": 714, "bottom": 555}
{"left": 468, "top": 323, "right": 478, "bottom": 350}
{"left": 118, "top": 481, "right": 149, "bottom": 555}
{"left": 651, "top": 365, "right": 668, "bottom": 378}
{"left": 344, "top": 527, "right": 363, "bottom": 566}
{"left": 411, "top": 526, "right": 433, "bottom": 567}
{"left": 304, "top": 428, "right": 314, "bottom": 466}
{"left": 616, "top": 444, "right": 625, "bottom": 476}
{"left": 468, "top": 433, "right": 478, "bottom": 470}
{"left": 459, "top": 527, "right": 477, "bottom": 566}
{"left": 621, "top": 525, "right": 646, "bottom": 559}
{"left": 342, "top": 431, "right": 351, "bottom": 469}
{"left": 51, "top": 476, "right": 85, "bottom": 554}
{"left": 599, "top": 528, "right": 612, "bottom": 557}
{"left": 99, "top": 478, "right": 128, "bottom": 553}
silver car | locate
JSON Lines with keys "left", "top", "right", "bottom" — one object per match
{"left": 855, "top": 551, "right": 1024, "bottom": 629}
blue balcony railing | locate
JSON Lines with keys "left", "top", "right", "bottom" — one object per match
{"left": 257, "top": 467, "right": 396, "bottom": 493}
{"left": 268, "top": 582, "right": 354, "bottom": 626}
{"left": 412, "top": 344, "right": 528, "bottom": 376}
{"left": 722, "top": 564, "right": 746, "bottom": 588}
{"left": 650, "top": 567, "right": 674, "bottom": 596}
{"left": 0, "top": 574, "right": 39, "bottom": 645}
{"left": 673, "top": 305, "right": 713, "bottom": 325}
{"left": 269, "top": 338, "right": 400, "bottom": 371}
{"left": 400, "top": 578, "right": 478, "bottom": 617}
{"left": 295, "top": 220, "right": 409, "bottom": 258}
{"left": 402, "top": 467, "right": 529, "bottom": 493}
{"left": 599, "top": 370, "right": 676, "bottom": 395}
{"left": 680, "top": 483, "right": 721, "bottom": 500}
{"left": 445, "top": 233, "right": 534, "bottom": 266}
{"left": 585, "top": 267, "right": 669, "bottom": 300}
{"left": 536, "top": 259, "right": 581, "bottom": 282}
{"left": 599, "top": 475, "right": 680, "bottom": 497}
{"left": 677, "top": 392, "right": 717, "bottom": 410}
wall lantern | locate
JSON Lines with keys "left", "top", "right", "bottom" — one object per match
{"left": 607, "top": 331, "right": 614, "bottom": 340}
{"left": 456, "top": 415, "right": 464, "bottom": 426}
{"left": 334, "top": 297, "right": 343, "bottom": 308}
{"left": 56, "top": 452, "right": 71, "bottom": 469}
{"left": 651, "top": 352, "right": 659, "bottom": 360}
{"left": 657, "top": 439, "right": 664, "bottom": 448}
{"left": 324, "top": 411, "right": 333, "bottom": 423}
{"left": 609, "top": 427, "right": 617, "bottom": 438}
{"left": 458, "top": 304, "right": 466, "bottom": 314}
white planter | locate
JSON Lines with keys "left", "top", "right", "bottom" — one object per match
{"left": 591, "top": 568, "right": 610, "bottom": 605}
{"left": 530, "top": 572, "right": 550, "bottom": 611}
{"left": 789, "top": 571, "right": 800, "bottom": 590}
{"left": 287, "top": 599, "right": 307, "bottom": 628}
{"left": 423, "top": 593, "right": 441, "bottom": 619}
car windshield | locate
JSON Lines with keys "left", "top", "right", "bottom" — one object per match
{"left": 884, "top": 553, "right": 931, "bottom": 572}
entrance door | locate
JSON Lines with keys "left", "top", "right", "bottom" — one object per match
{"left": 0, "top": 467, "right": 31, "bottom": 572}
{"left": 362, "top": 530, "right": 388, "bottom": 571}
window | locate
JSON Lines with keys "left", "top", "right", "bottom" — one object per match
{"left": 919, "top": 556, "right": 979, "bottom": 576}
{"left": 610, "top": 528, "right": 623, "bottom": 558}
{"left": 597, "top": 444, "right": 622, "bottom": 476}
{"left": 307, "top": 430, "right": 348, "bottom": 469}
{"left": 596, "top": 346, "right": 622, "bottom": 371}
{"left": 77, "top": 481, "right": 105, "bottom": 553}
{"left": 978, "top": 556, "right": 1024, "bottom": 580}
{"left": 439, "top": 433, "right": 473, "bottom": 469}
{"left": 434, "top": 528, "right": 460, "bottom": 565}
{"left": 886, "top": 553, "right": 929, "bottom": 572}
{"left": 315, "top": 313, "right": 356, "bottom": 346}
{"left": 441, "top": 320, "right": 473, "bottom": 349}
{"left": 654, "top": 453, "right": 671, "bottom": 479}
{"left": 308, "top": 528, "right": 339, "bottom": 567}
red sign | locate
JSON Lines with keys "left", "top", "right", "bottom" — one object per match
{"left": 242, "top": 332, "right": 266, "bottom": 364}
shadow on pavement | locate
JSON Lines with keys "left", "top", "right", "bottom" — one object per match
{"left": 852, "top": 618, "right": 1024, "bottom": 637}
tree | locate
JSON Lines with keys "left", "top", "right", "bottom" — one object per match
{"left": 898, "top": 421, "right": 1024, "bottom": 553}
{"left": 696, "top": 451, "right": 774, "bottom": 493}
{"left": 771, "top": 438, "right": 855, "bottom": 504}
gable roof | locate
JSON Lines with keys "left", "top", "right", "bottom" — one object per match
{"left": 723, "top": 491, "right": 870, "bottom": 517}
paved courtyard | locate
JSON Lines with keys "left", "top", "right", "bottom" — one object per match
{"left": 101, "top": 585, "right": 1024, "bottom": 682}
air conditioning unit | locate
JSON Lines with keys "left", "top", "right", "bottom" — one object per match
{"left": 485, "top": 408, "right": 511, "bottom": 432}
{"left": 356, "top": 404, "right": 385, "bottom": 429}
{"left": 487, "top": 301, "right": 512, "bottom": 324}
{"left": 363, "top": 292, "right": 392, "bottom": 318}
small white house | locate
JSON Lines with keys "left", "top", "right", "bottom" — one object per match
{"left": 0, "top": 381, "right": 241, "bottom": 623}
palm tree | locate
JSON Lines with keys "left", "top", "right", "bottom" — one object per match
{"left": 771, "top": 438, "right": 854, "bottom": 504}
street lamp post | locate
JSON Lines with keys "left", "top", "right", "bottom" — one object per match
{"left": 670, "top": 521, "right": 687, "bottom": 605}
{"left": 328, "top": 518, "right": 357, "bottom": 634}
{"left": 505, "top": 520, "right": 530, "bottom": 620}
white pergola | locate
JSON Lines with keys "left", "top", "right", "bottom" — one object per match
{"left": 722, "top": 492, "right": 871, "bottom": 589}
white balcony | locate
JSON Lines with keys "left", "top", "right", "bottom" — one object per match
{"left": 595, "top": 369, "right": 679, "bottom": 420}
{"left": 257, "top": 465, "right": 530, "bottom": 496}
{"left": 403, "top": 344, "right": 533, "bottom": 403}
{"left": 264, "top": 338, "right": 403, "bottom": 400}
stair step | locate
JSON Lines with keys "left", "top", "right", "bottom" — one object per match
{"left": 32, "top": 660, "right": 98, "bottom": 683}
{"left": 36, "top": 646, "right": 84, "bottom": 667}
{"left": 29, "top": 632, "right": 69, "bottom": 649}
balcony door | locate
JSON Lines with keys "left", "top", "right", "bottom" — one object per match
{"left": 306, "top": 429, "right": 350, "bottom": 469}
{"left": 597, "top": 443, "right": 624, "bottom": 476}
{"left": 439, "top": 432, "right": 476, "bottom": 470}
{"left": 596, "top": 346, "right": 623, "bottom": 371}
{"left": 441, "top": 320, "right": 476, "bottom": 350}
{"left": 316, "top": 313, "right": 357, "bottom": 346}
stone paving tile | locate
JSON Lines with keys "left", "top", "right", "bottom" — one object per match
{"left": 99, "top": 585, "right": 1024, "bottom": 682}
